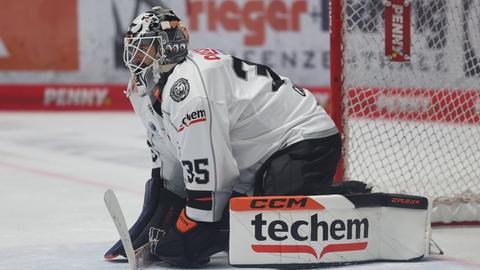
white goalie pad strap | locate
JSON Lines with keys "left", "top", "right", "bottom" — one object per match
{"left": 229, "top": 193, "right": 431, "bottom": 267}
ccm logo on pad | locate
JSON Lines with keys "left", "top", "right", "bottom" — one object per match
{"left": 231, "top": 196, "right": 325, "bottom": 211}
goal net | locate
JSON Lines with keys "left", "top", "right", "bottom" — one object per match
{"left": 330, "top": 0, "right": 480, "bottom": 224}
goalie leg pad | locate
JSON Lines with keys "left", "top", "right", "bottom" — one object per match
{"left": 104, "top": 178, "right": 184, "bottom": 259}
{"left": 229, "top": 193, "right": 431, "bottom": 267}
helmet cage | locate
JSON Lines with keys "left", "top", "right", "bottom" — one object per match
{"left": 123, "top": 35, "right": 163, "bottom": 76}
{"left": 123, "top": 34, "right": 164, "bottom": 97}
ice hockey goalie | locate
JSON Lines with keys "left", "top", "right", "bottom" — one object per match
{"left": 104, "top": 4, "right": 430, "bottom": 268}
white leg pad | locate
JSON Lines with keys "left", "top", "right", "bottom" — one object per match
{"left": 229, "top": 193, "right": 431, "bottom": 267}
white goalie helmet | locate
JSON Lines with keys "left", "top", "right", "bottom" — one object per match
{"left": 124, "top": 6, "right": 189, "bottom": 97}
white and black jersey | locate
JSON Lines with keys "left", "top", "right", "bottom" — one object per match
{"left": 128, "top": 49, "right": 338, "bottom": 222}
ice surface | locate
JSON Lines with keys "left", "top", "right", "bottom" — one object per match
{"left": 0, "top": 112, "right": 479, "bottom": 270}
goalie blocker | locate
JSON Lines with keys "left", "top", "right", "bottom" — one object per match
{"left": 229, "top": 193, "right": 431, "bottom": 267}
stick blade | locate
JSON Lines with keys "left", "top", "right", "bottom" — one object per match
{"left": 104, "top": 189, "right": 137, "bottom": 270}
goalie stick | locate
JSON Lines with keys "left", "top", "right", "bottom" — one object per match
{"left": 104, "top": 189, "right": 154, "bottom": 270}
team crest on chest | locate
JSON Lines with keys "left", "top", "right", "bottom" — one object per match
{"left": 170, "top": 78, "right": 190, "bottom": 102}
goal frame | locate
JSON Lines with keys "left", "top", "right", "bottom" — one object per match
{"left": 329, "top": 0, "right": 480, "bottom": 226}
{"left": 330, "top": 0, "right": 346, "bottom": 182}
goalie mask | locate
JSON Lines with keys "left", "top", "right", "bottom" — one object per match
{"left": 123, "top": 6, "right": 189, "bottom": 96}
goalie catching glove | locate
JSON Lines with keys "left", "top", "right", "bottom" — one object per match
{"left": 104, "top": 177, "right": 184, "bottom": 260}
{"left": 150, "top": 208, "right": 228, "bottom": 267}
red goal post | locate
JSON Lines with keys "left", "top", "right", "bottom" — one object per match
{"left": 330, "top": 0, "right": 480, "bottom": 225}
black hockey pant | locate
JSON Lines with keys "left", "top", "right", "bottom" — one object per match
{"left": 254, "top": 133, "right": 342, "bottom": 196}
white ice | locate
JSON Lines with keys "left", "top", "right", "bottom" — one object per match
{"left": 0, "top": 112, "right": 479, "bottom": 270}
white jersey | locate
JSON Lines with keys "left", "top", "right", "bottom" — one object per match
{"left": 129, "top": 49, "right": 338, "bottom": 222}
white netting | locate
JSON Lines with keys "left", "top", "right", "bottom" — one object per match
{"left": 339, "top": 0, "right": 480, "bottom": 213}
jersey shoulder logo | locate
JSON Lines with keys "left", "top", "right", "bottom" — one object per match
{"left": 170, "top": 78, "right": 190, "bottom": 102}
